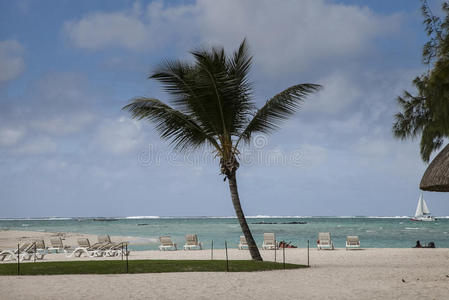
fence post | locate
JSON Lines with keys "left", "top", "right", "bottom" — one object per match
{"left": 307, "top": 240, "right": 309, "bottom": 267}
{"left": 274, "top": 241, "right": 276, "bottom": 262}
{"left": 283, "top": 245, "right": 285, "bottom": 270}
{"left": 17, "top": 243, "right": 20, "bottom": 276}
{"left": 225, "top": 241, "right": 229, "bottom": 272}
{"left": 34, "top": 242, "right": 36, "bottom": 263}
{"left": 125, "top": 244, "right": 129, "bottom": 274}
{"left": 211, "top": 240, "right": 213, "bottom": 260}
{"left": 121, "top": 243, "right": 123, "bottom": 261}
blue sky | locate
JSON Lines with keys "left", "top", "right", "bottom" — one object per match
{"left": 1, "top": 0, "right": 448, "bottom": 218}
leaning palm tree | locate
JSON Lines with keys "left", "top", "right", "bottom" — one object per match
{"left": 123, "top": 39, "right": 321, "bottom": 261}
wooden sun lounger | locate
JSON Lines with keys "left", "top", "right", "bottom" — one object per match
{"left": 346, "top": 236, "right": 361, "bottom": 250}
{"left": 262, "top": 233, "right": 278, "bottom": 250}
{"left": 159, "top": 236, "right": 177, "bottom": 251}
{"left": 67, "top": 238, "right": 106, "bottom": 258}
{"left": 48, "top": 237, "right": 71, "bottom": 253}
{"left": 0, "top": 243, "right": 32, "bottom": 261}
{"left": 317, "top": 232, "right": 335, "bottom": 250}
{"left": 183, "top": 234, "right": 203, "bottom": 250}
{"left": 238, "top": 236, "right": 248, "bottom": 250}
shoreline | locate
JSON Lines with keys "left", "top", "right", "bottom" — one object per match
{"left": 1, "top": 230, "right": 449, "bottom": 299}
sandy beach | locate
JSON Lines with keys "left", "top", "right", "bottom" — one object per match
{"left": 1, "top": 230, "right": 448, "bottom": 299}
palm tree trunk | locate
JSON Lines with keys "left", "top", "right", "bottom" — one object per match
{"left": 227, "top": 171, "right": 263, "bottom": 261}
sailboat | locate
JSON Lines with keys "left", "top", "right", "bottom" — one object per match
{"left": 410, "top": 194, "right": 435, "bottom": 222}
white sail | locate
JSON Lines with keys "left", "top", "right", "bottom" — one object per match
{"left": 415, "top": 194, "right": 424, "bottom": 217}
{"left": 422, "top": 197, "right": 431, "bottom": 215}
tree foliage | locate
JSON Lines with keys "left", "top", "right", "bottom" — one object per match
{"left": 393, "top": 0, "right": 449, "bottom": 162}
{"left": 124, "top": 39, "right": 321, "bottom": 167}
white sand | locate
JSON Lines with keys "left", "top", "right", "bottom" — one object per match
{"left": 1, "top": 230, "right": 449, "bottom": 299}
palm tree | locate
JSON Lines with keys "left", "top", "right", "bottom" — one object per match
{"left": 123, "top": 40, "right": 321, "bottom": 261}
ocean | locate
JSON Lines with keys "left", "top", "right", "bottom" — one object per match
{"left": 1, "top": 216, "right": 448, "bottom": 250}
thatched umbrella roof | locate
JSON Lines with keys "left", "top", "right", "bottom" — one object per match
{"left": 420, "top": 143, "right": 449, "bottom": 192}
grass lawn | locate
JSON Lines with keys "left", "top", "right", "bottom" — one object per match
{"left": 0, "top": 260, "right": 306, "bottom": 275}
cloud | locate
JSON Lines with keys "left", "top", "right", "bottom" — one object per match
{"left": 63, "top": 1, "right": 197, "bottom": 52}
{"left": 15, "top": 136, "right": 56, "bottom": 155}
{"left": 299, "top": 144, "right": 328, "bottom": 167}
{"left": 0, "top": 40, "right": 25, "bottom": 82}
{"left": 63, "top": 0, "right": 400, "bottom": 77}
{"left": 0, "top": 127, "right": 25, "bottom": 146}
{"left": 94, "top": 117, "right": 144, "bottom": 155}
{"left": 32, "top": 112, "right": 94, "bottom": 135}
{"left": 303, "top": 72, "right": 361, "bottom": 114}
{"left": 197, "top": 0, "right": 401, "bottom": 75}
{"left": 64, "top": 11, "right": 149, "bottom": 51}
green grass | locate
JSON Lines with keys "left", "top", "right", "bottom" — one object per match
{"left": 0, "top": 260, "right": 306, "bottom": 275}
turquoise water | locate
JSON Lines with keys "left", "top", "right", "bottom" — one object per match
{"left": 1, "top": 217, "right": 448, "bottom": 250}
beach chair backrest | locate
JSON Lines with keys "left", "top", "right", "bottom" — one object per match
{"left": 240, "top": 236, "right": 247, "bottom": 245}
{"left": 18, "top": 243, "right": 31, "bottom": 252}
{"left": 34, "top": 240, "right": 45, "bottom": 249}
{"left": 185, "top": 234, "right": 198, "bottom": 245}
{"left": 98, "top": 235, "right": 111, "bottom": 243}
{"left": 77, "top": 238, "right": 91, "bottom": 248}
{"left": 160, "top": 236, "right": 173, "bottom": 246}
{"left": 347, "top": 236, "right": 359, "bottom": 245}
{"left": 264, "top": 233, "right": 276, "bottom": 245}
{"left": 318, "top": 232, "right": 331, "bottom": 242}
{"left": 50, "top": 237, "right": 63, "bottom": 248}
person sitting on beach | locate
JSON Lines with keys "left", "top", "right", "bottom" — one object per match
{"left": 426, "top": 242, "right": 435, "bottom": 248}
{"left": 413, "top": 240, "right": 422, "bottom": 248}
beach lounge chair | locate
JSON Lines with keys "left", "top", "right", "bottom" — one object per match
{"left": 67, "top": 238, "right": 105, "bottom": 257}
{"left": 346, "top": 236, "right": 360, "bottom": 250}
{"left": 104, "top": 242, "right": 130, "bottom": 257}
{"left": 238, "top": 236, "right": 248, "bottom": 250}
{"left": 98, "top": 234, "right": 111, "bottom": 243}
{"left": 159, "top": 236, "right": 177, "bottom": 251}
{"left": 317, "top": 232, "right": 334, "bottom": 250}
{"left": 19, "top": 241, "right": 47, "bottom": 261}
{"left": 48, "top": 237, "right": 71, "bottom": 253}
{"left": 0, "top": 243, "right": 32, "bottom": 261}
{"left": 183, "top": 234, "right": 203, "bottom": 250}
{"left": 262, "top": 233, "right": 278, "bottom": 250}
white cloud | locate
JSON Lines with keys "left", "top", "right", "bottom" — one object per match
{"left": 0, "top": 127, "right": 25, "bottom": 146}
{"left": 15, "top": 136, "right": 56, "bottom": 155}
{"left": 95, "top": 117, "right": 144, "bottom": 155}
{"left": 63, "top": 1, "right": 197, "bottom": 51}
{"left": 303, "top": 72, "right": 361, "bottom": 114}
{"left": 64, "top": 12, "right": 148, "bottom": 51}
{"left": 197, "top": 0, "right": 400, "bottom": 74}
{"left": 32, "top": 112, "right": 94, "bottom": 135}
{"left": 299, "top": 144, "right": 328, "bottom": 167}
{"left": 0, "top": 40, "right": 25, "bottom": 82}
{"left": 63, "top": 0, "right": 400, "bottom": 76}
{"left": 354, "top": 136, "right": 390, "bottom": 157}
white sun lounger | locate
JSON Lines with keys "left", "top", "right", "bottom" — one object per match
{"left": 48, "top": 237, "right": 71, "bottom": 253}
{"left": 317, "top": 232, "right": 334, "bottom": 250}
{"left": 67, "top": 238, "right": 105, "bottom": 257}
{"left": 262, "top": 233, "right": 278, "bottom": 250}
{"left": 183, "top": 234, "right": 203, "bottom": 250}
{"left": 346, "top": 236, "right": 360, "bottom": 250}
{"left": 238, "top": 236, "right": 248, "bottom": 250}
{"left": 159, "top": 236, "right": 177, "bottom": 251}
{"left": 98, "top": 234, "right": 112, "bottom": 244}
{"left": 0, "top": 243, "right": 33, "bottom": 261}
{"left": 104, "top": 242, "right": 130, "bottom": 257}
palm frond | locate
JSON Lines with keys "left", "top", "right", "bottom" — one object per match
{"left": 122, "top": 97, "right": 220, "bottom": 152}
{"left": 237, "top": 83, "right": 321, "bottom": 144}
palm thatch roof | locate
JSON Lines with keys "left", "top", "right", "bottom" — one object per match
{"left": 420, "top": 143, "right": 449, "bottom": 192}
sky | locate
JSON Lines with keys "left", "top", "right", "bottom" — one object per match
{"left": 1, "top": 0, "right": 448, "bottom": 218}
